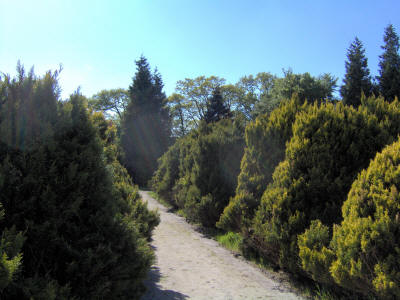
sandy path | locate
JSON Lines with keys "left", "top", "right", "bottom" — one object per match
{"left": 140, "top": 191, "right": 303, "bottom": 300}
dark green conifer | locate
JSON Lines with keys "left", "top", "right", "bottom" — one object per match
{"left": 204, "top": 87, "right": 231, "bottom": 123}
{"left": 121, "top": 56, "right": 171, "bottom": 186}
{"left": 340, "top": 37, "right": 372, "bottom": 106}
{"left": 377, "top": 24, "right": 400, "bottom": 102}
{"left": 0, "top": 66, "right": 157, "bottom": 299}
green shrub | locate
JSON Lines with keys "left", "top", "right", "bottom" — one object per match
{"left": 217, "top": 95, "right": 308, "bottom": 232}
{"left": 327, "top": 139, "right": 400, "bottom": 298}
{"left": 91, "top": 111, "right": 160, "bottom": 240}
{"left": 151, "top": 140, "right": 181, "bottom": 207}
{"left": 153, "top": 118, "right": 245, "bottom": 227}
{"left": 361, "top": 95, "right": 400, "bottom": 138}
{"left": 253, "top": 101, "right": 389, "bottom": 273}
{"left": 298, "top": 220, "right": 335, "bottom": 284}
{"left": 181, "top": 120, "right": 245, "bottom": 227}
{"left": 0, "top": 68, "right": 158, "bottom": 299}
{"left": 0, "top": 204, "right": 24, "bottom": 295}
{"left": 297, "top": 96, "right": 400, "bottom": 291}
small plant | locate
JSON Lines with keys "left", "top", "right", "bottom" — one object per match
{"left": 216, "top": 231, "right": 243, "bottom": 252}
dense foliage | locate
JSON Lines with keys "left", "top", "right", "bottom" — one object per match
{"left": 152, "top": 118, "right": 245, "bottom": 227}
{"left": 120, "top": 56, "right": 171, "bottom": 186}
{"left": 217, "top": 95, "right": 309, "bottom": 232}
{"left": 251, "top": 101, "right": 392, "bottom": 273}
{"left": 0, "top": 66, "right": 158, "bottom": 299}
{"left": 299, "top": 138, "right": 400, "bottom": 299}
{"left": 2, "top": 22, "right": 400, "bottom": 299}
{"left": 168, "top": 70, "right": 337, "bottom": 136}
{"left": 150, "top": 24, "right": 400, "bottom": 298}
{"left": 203, "top": 87, "right": 231, "bottom": 123}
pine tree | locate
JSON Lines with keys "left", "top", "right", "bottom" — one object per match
{"left": 340, "top": 37, "right": 372, "bottom": 106}
{"left": 204, "top": 87, "right": 231, "bottom": 123}
{"left": 121, "top": 56, "right": 171, "bottom": 186}
{"left": 377, "top": 24, "right": 400, "bottom": 102}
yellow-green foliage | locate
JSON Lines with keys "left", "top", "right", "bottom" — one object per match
{"left": 0, "top": 206, "right": 24, "bottom": 293}
{"left": 297, "top": 96, "right": 400, "bottom": 292}
{"left": 253, "top": 101, "right": 390, "bottom": 273}
{"left": 298, "top": 220, "right": 335, "bottom": 284}
{"left": 328, "top": 139, "right": 400, "bottom": 298}
{"left": 217, "top": 96, "right": 309, "bottom": 232}
{"left": 361, "top": 95, "right": 400, "bottom": 138}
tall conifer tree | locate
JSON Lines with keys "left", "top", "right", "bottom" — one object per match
{"left": 340, "top": 37, "right": 372, "bottom": 106}
{"left": 204, "top": 87, "right": 231, "bottom": 123}
{"left": 121, "top": 56, "right": 171, "bottom": 186}
{"left": 377, "top": 24, "right": 400, "bottom": 102}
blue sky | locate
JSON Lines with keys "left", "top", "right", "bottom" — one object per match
{"left": 1, "top": 0, "right": 400, "bottom": 99}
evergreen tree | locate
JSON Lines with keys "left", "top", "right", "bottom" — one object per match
{"left": 340, "top": 37, "right": 372, "bottom": 106}
{"left": 377, "top": 24, "right": 400, "bottom": 102}
{"left": 204, "top": 87, "right": 231, "bottom": 123}
{"left": 0, "top": 66, "right": 158, "bottom": 299}
{"left": 121, "top": 56, "right": 171, "bottom": 186}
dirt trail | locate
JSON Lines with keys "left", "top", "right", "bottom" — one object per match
{"left": 140, "top": 191, "right": 303, "bottom": 300}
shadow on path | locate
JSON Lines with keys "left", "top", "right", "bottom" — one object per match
{"left": 141, "top": 266, "right": 189, "bottom": 300}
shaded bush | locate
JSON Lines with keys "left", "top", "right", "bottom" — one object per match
{"left": 91, "top": 111, "right": 160, "bottom": 240}
{"left": 151, "top": 140, "right": 181, "bottom": 206}
{"left": 0, "top": 67, "right": 158, "bottom": 299}
{"left": 152, "top": 118, "right": 245, "bottom": 227}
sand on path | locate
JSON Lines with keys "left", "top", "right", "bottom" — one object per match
{"left": 140, "top": 191, "right": 303, "bottom": 300}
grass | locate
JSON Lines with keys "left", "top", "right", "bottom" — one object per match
{"left": 215, "top": 231, "right": 243, "bottom": 253}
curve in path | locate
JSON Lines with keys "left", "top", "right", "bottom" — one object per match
{"left": 140, "top": 191, "right": 303, "bottom": 300}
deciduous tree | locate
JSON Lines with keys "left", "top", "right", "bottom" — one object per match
{"left": 89, "top": 88, "right": 129, "bottom": 119}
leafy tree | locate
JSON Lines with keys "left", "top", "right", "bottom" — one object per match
{"left": 89, "top": 88, "right": 129, "bottom": 120}
{"left": 234, "top": 72, "right": 277, "bottom": 119}
{"left": 340, "top": 37, "right": 373, "bottom": 106}
{"left": 120, "top": 56, "right": 171, "bottom": 186}
{"left": 168, "top": 93, "right": 191, "bottom": 137}
{"left": 253, "top": 70, "right": 337, "bottom": 116}
{"left": 377, "top": 24, "right": 400, "bottom": 102}
{"left": 174, "top": 76, "right": 226, "bottom": 127}
{"left": 203, "top": 87, "right": 231, "bottom": 123}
